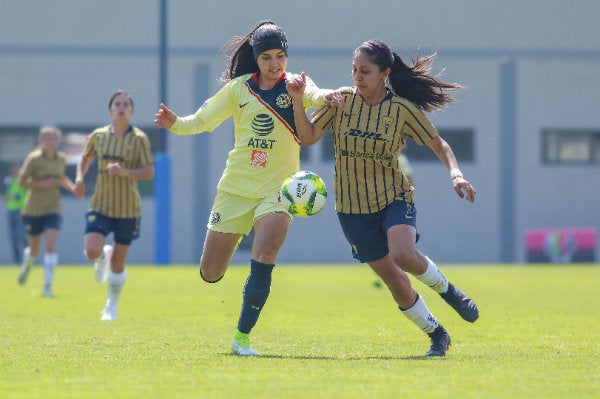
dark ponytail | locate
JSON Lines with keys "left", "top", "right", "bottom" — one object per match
{"left": 388, "top": 51, "right": 464, "bottom": 112}
{"left": 357, "top": 40, "right": 464, "bottom": 112}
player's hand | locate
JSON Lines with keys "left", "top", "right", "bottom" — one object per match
{"left": 154, "top": 103, "right": 177, "bottom": 129}
{"left": 324, "top": 90, "right": 345, "bottom": 109}
{"left": 452, "top": 177, "right": 476, "bottom": 203}
{"left": 74, "top": 180, "right": 86, "bottom": 198}
{"left": 106, "top": 163, "right": 123, "bottom": 176}
{"left": 286, "top": 72, "right": 307, "bottom": 101}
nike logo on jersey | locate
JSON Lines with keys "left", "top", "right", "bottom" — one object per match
{"left": 239, "top": 101, "right": 250, "bottom": 108}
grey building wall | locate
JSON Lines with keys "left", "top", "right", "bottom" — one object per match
{"left": 1, "top": 0, "right": 599, "bottom": 264}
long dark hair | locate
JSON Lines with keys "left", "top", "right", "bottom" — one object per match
{"left": 219, "top": 20, "right": 286, "bottom": 83}
{"left": 355, "top": 40, "right": 464, "bottom": 112}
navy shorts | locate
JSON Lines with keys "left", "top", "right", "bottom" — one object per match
{"left": 337, "top": 200, "right": 418, "bottom": 263}
{"left": 22, "top": 214, "right": 61, "bottom": 236}
{"left": 84, "top": 211, "right": 140, "bottom": 246}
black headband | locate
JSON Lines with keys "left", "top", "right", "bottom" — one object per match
{"left": 252, "top": 37, "right": 288, "bottom": 62}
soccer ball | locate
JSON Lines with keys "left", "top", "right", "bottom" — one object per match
{"left": 280, "top": 170, "right": 327, "bottom": 217}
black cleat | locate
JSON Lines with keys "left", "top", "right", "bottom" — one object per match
{"left": 426, "top": 325, "right": 451, "bottom": 357}
{"left": 440, "top": 283, "right": 479, "bottom": 322}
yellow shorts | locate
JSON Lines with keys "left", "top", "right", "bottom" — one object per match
{"left": 207, "top": 190, "right": 291, "bottom": 235}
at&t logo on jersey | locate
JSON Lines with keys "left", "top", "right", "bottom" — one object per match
{"left": 251, "top": 114, "right": 274, "bottom": 136}
{"left": 248, "top": 114, "right": 277, "bottom": 161}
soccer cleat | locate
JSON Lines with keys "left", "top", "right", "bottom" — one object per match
{"left": 18, "top": 247, "right": 32, "bottom": 285}
{"left": 42, "top": 286, "right": 55, "bottom": 298}
{"left": 231, "top": 330, "right": 259, "bottom": 356}
{"left": 100, "top": 305, "right": 117, "bottom": 321}
{"left": 440, "top": 283, "right": 479, "bottom": 322}
{"left": 94, "top": 245, "right": 112, "bottom": 284}
{"left": 426, "top": 325, "right": 451, "bottom": 357}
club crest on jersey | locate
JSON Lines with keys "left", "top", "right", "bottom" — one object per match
{"left": 209, "top": 212, "right": 221, "bottom": 225}
{"left": 275, "top": 93, "right": 292, "bottom": 108}
{"left": 382, "top": 116, "right": 394, "bottom": 129}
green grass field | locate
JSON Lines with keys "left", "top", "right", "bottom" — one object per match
{"left": 1, "top": 263, "right": 598, "bottom": 399}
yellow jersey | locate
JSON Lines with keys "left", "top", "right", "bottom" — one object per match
{"left": 170, "top": 72, "right": 328, "bottom": 198}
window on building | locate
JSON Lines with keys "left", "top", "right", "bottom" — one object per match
{"left": 542, "top": 129, "right": 600, "bottom": 164}
{"left": 404, "top": 128, "right": 474, "bottom": 162}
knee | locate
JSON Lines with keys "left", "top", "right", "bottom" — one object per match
{"left": 84, "top": 248, "right": 102, "bottom": 261}
{"left": 390, "top": 249, "right": 420, "bottom": 273}
{"left": 199, "top": 267, "right": 224, "bottom": 283}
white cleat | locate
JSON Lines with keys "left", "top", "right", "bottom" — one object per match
{"left": 94, "top": 245, "right": 112, "bottom": 284}
{"left": 100, "top": 305, "right": 117, "bottom": 321}
{"left": 42, "top": 287, "right": 55, "bottom": 298}
{"left": 231, "top": 339, "right": 259, "bottom": 356}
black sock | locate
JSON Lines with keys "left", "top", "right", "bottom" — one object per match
{"left": 236, "top": 259, "right": 275, "bottom": 333}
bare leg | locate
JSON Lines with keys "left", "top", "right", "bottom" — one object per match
{"left": 199, "top": 230, "right": 242, "bottom": 282}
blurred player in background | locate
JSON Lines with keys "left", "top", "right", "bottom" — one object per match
{"left": 4, "top": 163, "right": 28, "bottom": 264}
{"left": 17, "top": 126, "right": 82, "bottom": 297}
{"left": 75, "top": 90, "right": 154, "bottom": 321}
{"left": 289, "top": 39, "right": 479, "bottom": 357}
{"left": 155, "top": 21, "right": 332, "bottom": 356}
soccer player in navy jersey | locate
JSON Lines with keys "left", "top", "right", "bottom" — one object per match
{"left": 288, "top": 40, "right": 479, "bottom": 357}
{"left": 75, "top": 90, "right": 155, "bottom": 321}
{"left": 154, "top": 21, "right": 333, "bottom": 356}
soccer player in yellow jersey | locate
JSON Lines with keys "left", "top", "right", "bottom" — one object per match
{"left": 75, "top": 90, "right": 154, "bottom": 321}
{"left": 154, "top": 21, "right": 332, "bottom": 356}
{"left": 17, "top": 126, "right": 82, "bottom": 297}
{"left": 289, "top": 40, "right": 479, "bottom": 357}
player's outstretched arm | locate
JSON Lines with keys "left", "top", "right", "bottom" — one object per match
{"left": 427, "top": 136, "right": 476, "bottom": 203}
{"left": 287, "top": 72, "right": 329, "bottom": 146}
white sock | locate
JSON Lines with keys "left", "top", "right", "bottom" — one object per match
{"left": 24, "top": 247, "right": 33, "bottom": 267}
{"left": 44, "top": 252, "right": 58, "bottom": 286}
{"left": 107, "top": 270, "right": 127, "bottom": 308}
{"left": 401, "top": 294, "right": 439, "bottom": 334}
{"left": 415, "top": 258, "right": 449, "bottom": 293}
